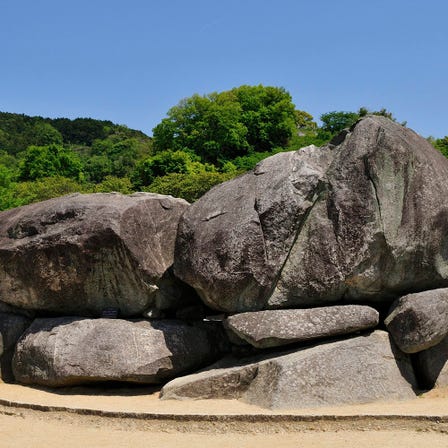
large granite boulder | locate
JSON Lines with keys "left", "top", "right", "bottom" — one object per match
{"left": 0, "top": 313, "right": 31, "bottom": 381}
{"left": 0, "top": 193, "right": 189, "bottom": 316}
{"left": 162, "top": 331, "right": 417, "bottom": 408}
{"left": 12, "top": 317, "right": 224, "bottom": 387}
{"left": 385, "top": 288, "right": 448, "bottom": 353}
{"left": 225, "top": 305, "right": 379, "bottom": 348}
{"left": 174, "top": 117, "right": 448, "bottom": 312}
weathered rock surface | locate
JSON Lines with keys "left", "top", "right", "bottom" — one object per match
{"left": 12, "top": 317, "right": 223, "bottom": 387}
{"left": 161, "top": 356, "right": 261, "bottom": 400}
{"left": 224, "top": 305, "right": 379, "bottom": 348}
{"left": 415, "top": 336, "right": 448, "bottom": 389}
{"left": 0, "top": 192, "right": 189, "bottom": 316}
{"left": 244, "top": 331, "right": 417, "bottom": 409}
{"left": 385, "top": 288, "right": 448, "bottom": 353}
{"left": 161, "top": 331, "right": 417, "bottom": 408}
{"left": 0, "top": 313, "right": 31, "bottom": 381}
{"left": 174, "top": 116, "right": 448, "bottom": 312}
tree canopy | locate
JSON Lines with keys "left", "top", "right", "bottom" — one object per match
{"left": 152, "top": 85, "right": 298, "bottom": 164}
{"left": 0, "top": 92, "right": 442, "bottom": 212}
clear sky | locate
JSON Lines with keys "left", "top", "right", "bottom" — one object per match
{"left": 1, "top": 0, "right": 447, "bottom": 137}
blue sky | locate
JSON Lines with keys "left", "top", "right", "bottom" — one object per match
{"left": 1, "top": 0, "right": 447, "bottom": 137}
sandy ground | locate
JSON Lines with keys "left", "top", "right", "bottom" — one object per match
{"left": 1, "top": 383, "right": 448, "bottom": 447}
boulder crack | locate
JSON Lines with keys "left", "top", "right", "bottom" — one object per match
{"left": 266, "top": 183, "right": 326, "bottom": 299}
{"left": 363, "top": 157, "right": 385, "bottom": 234}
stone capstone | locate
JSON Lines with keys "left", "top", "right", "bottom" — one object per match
{"left": 224, "top": 305, "right": 379, "bottom": 348}
{"left": 0, "top": 192, "right": 189, "bottom": 316}
{"left": 12, "top": 317, "right": 223, "bottom": 387}
{"left": 174, "top": 116, "right": 448, "bottom": 312}
{"left": 161, "top": 330, "right": 417, "bottom": 409}
{"left": 385, "top": 288, "right": 448, "bottom": 354}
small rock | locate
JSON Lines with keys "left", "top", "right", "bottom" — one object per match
{"left": 385, "top": 288, "right": 448, "bottom": 353}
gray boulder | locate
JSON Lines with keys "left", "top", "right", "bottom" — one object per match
{"left": 385, "top": 288, "right": 448, "bottom": 353}
{"left": 174, "top": 117, "right": 448, "bottom": 312}
{"left": 0, "top": 313, "right": 31, "bottom": 382}
{"left": 12, "top": 317, "right": 223, "bottom": 387}
{"left": 225, "top": 305, "right": 379, "bottom": 348}
{"left": 415, "top": 336, "right": 448, "bottom": 389}
{"left": 161, "top": 356, "right": 260, "bottom": 400}
{"left": 161, "top": 331, "right": 417, "bottom": 408}
{"left": 0, "top": 192, "right": 189, "bottom": 316}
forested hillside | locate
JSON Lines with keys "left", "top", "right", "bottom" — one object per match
{"left": 1, "top": 85, "right": 447, "bottom": 211}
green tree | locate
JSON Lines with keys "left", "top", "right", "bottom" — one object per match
{"left": 0, "top": 176, "right": 91, "bottom": 211}
{"left": 152, "top": 85, "right": 298, "bottom": 164}
{"left": 320, "top": 111, "right": 359, "bottom": 135}
{"left": 18, "top": 144, "right": 83, "bottom": 181}
{"left": 94, "top": 176, "right": 133, "bottom": 194}
{"left": 28, "top": 122, "right": 63, "bottom": 146}
{"left": 145, "top": 171, "right": 235, "bottom": 203}
{"left": 434, "top": 136, "right": 448, "bottom": 157}
{"left": 131, "top": 150, "right": 215, "bottom": 188}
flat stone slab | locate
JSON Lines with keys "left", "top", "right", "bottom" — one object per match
{"left": 385, "top": 288, "right": 448, "bottom": 354}
{"left": 13, "top": 317, "right": 222, "bottom": 387}
{"left": 162, "top": 331, "right": 417, "bottom": 409}
{"left": 224, "top": 305, "right": 379, "bottom": 348}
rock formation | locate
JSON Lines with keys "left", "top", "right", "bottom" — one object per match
{"left": 162, "top": 331, "right": 417, "bottom": 408}
{"left": 0, "top": 192, "right": 189, "bottom": 316}
{"left": 174, "top": 116, "right": 448, "bottom": 312}
{"left": 13, "top": 317, "right": 224, "bottom": 387}
{"left": 0, "top": 116, "right": 447, "bottom": 410}
{"left": 385, "top": 288, "right": 448, "bottom": 353}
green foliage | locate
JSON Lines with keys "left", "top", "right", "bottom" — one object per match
{"left": 0, "top": 176, "right": 91, "bottom": 211}
{"left": 132, "top": 150, "right": 193, "bottom": 188}
{"left": 433, "top": 136, "right": 448, "bottom": 157}
{"left": 94, "top": 176, "right": 133, "bottom": 194}
{"left": 320, "top": 111, "right": 359, "bottom": 135}
{"left": 231, "top": 151, "right": 276, "bottom": 171}
{"left": 152, "top": 85, "right": 298, "bottom": 164}
{"left": 320, "top": 107, "right": 403, "bottom": 137}
{"left": 131, "top": 150, "right": 215, "bottom": 188}
{"left": 28, "top": 122, "right": 63, "bottom": 146}
{"left": 18, "top": 144, "right": 83, "bottom": 181}
{"left": 145, "top": 171, "right": 236, "bottom": 203}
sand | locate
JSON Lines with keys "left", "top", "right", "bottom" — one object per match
{"left": 0, "top": 383, "right": 448, "bottom": 447}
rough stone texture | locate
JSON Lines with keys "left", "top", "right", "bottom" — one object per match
{"left": 161, "top": 331, "right": 417, "bottom": 408}
{"left": 0, "top": 313, "right": 31, "bottom": 382}
{"left": 244, "top": 331, "right": 417, "bottom": 409}
{"left": 174, "top": 145, "right": 333, "bottom": 312}
{"left": 12, "top": 317, "right": 223, "bottom": 387}
{"left": 161, "top": 356, "right": 260, "bottom": 400}
{"left": 385, "top": 288, "right": 448, "bottom": 354}
{"left": 415, "top": 336, "right": 448, "bottom": 389}
{"left": 224, "top": 305, "right": 379, "bottom": 348}
{"left": 174, "top": 117, "right": 448, "bottom": 312}
{"left": 0, "top": 192, "right": 189, "bottom": 316}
